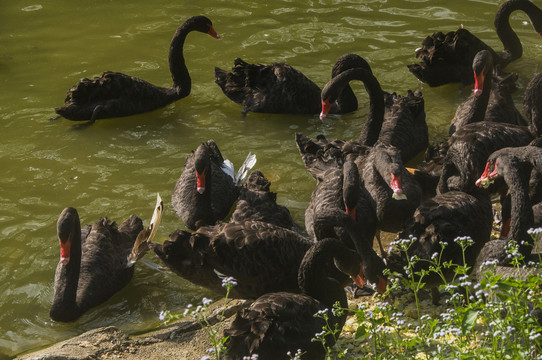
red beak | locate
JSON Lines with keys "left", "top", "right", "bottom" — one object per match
{"left": 351, "top": 264, "right": 367, "bottom": 288}
{"left": 320, "top": 98, "right": 332, "bottom": 120}
{"left": 390, "top": 173, "right": 403, "bottom": 195}
{"left": 60, "top": 236, "right": 71, "bottom": 265}
{"left": 474, "top": 70, "right": 484, "bottom": 96}
{"left": 346, "top": 205, "right": 357, "bottom": 220}
{"left": 476, "top": 162, "right": 491, "bottom": 187}
{"left": 208, "top": 25, "right": 220, "bottom": 39}
{"left": 196, "top": 169, "right": 206, "bottom": 194}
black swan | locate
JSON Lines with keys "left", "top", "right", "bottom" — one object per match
{"left": 140, "top": 206, "right": 385, "bottom": 300}
{"left": 171, "top": 140, "right": 256, "bottom": 230}
{"left": 475, "top": 144, "right": 542, "bottom": 261}
{"left": 407, "top": 0, "right": 542, "bottom": 87}
{"left": 54, "top": 16, "right": 220, "bottom": 126}
{"left": 437, "top": 122, "right": 534, "bottom": 194}
{"left": 222, "top": 238, "right": 365, "bottom": 360}
{"left": 214, "top": 53, "right": 370, "bottom": 115}
{"left": 388, "top": 189, "right": 493, "bottom": 290}
{"left": 377, "top": 90, "right": 428, "bottom": 164}
{"left": 358, "top": 143, "right": 422, "bottom": 235}
{"left": 295, "top": 132, "right": 421, "bottom": 252}
{"left": 449, "top": 50, "right": 526, "bottom": 136}
{"left": 320, "top": 67, "right": 428, "bottom": 164}
{"left": 231, "top": 169, "right": 302, "bottom": 232}
{"left": 50, "top": 196, "right": 162, "bottom": 322}
{"left": 150, "top": 221, "right": 314, "bottom": 299}
{"left": 303, "top": 159, "right": 377, "bottom": 251}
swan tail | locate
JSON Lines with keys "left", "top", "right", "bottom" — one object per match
{"left": 127, "top": 193, "right": 164, "bottom": 267}
{"left": 234, "top": 152, "right": 257, "bottom": 185}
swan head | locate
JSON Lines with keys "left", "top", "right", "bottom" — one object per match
{"left": 188, "top": 16, "right": 220, "bottom": 39}
{"left": 472, "top": 50, "right": 492, "bottom": 97}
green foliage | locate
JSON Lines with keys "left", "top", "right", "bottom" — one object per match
{"left": 159, "top": 276, "right": 238, "bottom": 360}
{"left": 330, "top": 231, "right": 542, "bottom": 359}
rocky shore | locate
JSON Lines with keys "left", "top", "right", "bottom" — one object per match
{"left": 15, "top": 299, "right": 248, "bottom": 360}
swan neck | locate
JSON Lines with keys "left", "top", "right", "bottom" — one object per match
{"left": 505, "top": 163, "right": 534, "bottom": 247}
{"left": 50, "top": 219, "right": 82, "bottom": 321}
{"left": 297, "top": 239, "right": 349, "bottom": 310}
{"left": 333, "top": 85, "right": 358, "bottom": 114}
{"left": 494, "top": 0, "right": 541, "bottom": 62}
{"left": 472, "top": 74, "right": 493, "bottom": 122}
{"left": 169, "top": 22, "right": 192, "bottom": 98}
{"left": 323, "top": 68, "right": 384, "bottom": 146}
{"left": 354, "top": 74, "right": 385, "bottom": 147}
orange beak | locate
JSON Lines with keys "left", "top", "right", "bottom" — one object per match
{"left": 351, "top": 264, "right": 367, "bottom": 288}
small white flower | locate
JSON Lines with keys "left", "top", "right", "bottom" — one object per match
{"left": 222, "top": 276, "right": 238, "bottom": 288}
{"left": 317, "top": 308, "right": 328, "bottom": 316}
{"left": 159, "top": 310, "right": 167, "bottom": 321}
{"left": 202, "top": 297, "right": 213, "bottom": 306}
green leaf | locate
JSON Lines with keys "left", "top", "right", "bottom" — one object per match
{"left": 461, "top": 309, "right": 479, "bottom": 335}
{"left": 355, "top": 326, "right": 368, "bottom": 339}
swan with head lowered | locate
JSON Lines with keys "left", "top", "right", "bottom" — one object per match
{"left": 214, "top": 53, "right": 370, "bottom": 115}
{"left": 387, "top": 188, "right": 493, "bottom": 298}
{"left": 54, "top": 16, "right": 219, "bottom": 127}
{"left": 319, "top": 66, "right": 428, "bottom": 164}
{"left": 221, "top": 213, "right": 386, "bottom": 359}
{"left": 475, "top": 143, "right": 542, "bottom": 264}
{"left": 50, "top": 194, "right": 163, "bottom": 322}
{"left": 128, "top": 202, "right": 386, "bottom": 301}
{"left": 221, "top": 238, "right": 365, "bottom": 360}
{"left": 407, "top": 0, "right": 542, "bottom": 87}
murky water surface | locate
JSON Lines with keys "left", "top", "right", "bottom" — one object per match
{"left": 1, "top": 0, "right": 540, "bottom": 357}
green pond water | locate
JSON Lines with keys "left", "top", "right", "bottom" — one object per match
{"left": 1, "top": 0, "right": 541, "bottom": 357}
